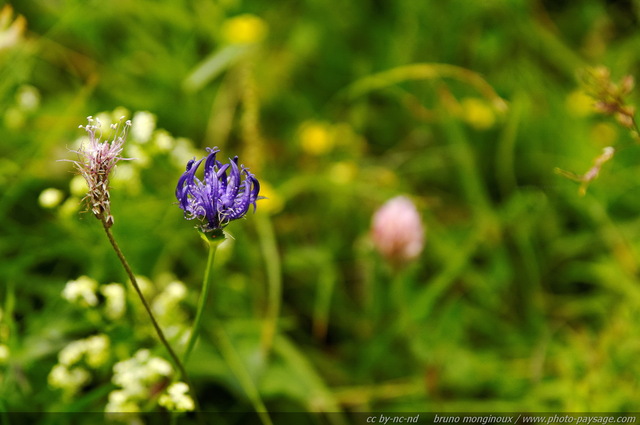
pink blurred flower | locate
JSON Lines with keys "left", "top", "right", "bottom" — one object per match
{"left": 371, "top": 196, "right": 424, "bottom": 266}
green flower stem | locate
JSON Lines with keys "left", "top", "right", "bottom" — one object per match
{"left": 186, "top": 230, "right": 273, "bottom": 425}
{"left": 392, "top": 267, "right": 409, "bottom": 329}
{"left": 183, "top": 232, "right": 224, "bottom": 364}
{"left": 101, "top": 220, "right": 200, "bottom": 413}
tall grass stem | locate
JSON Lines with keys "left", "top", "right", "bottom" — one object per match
{"left": 255, "top": 214, "right": 282, "bottom": 356}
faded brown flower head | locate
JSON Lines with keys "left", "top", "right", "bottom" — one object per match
{"left": 581, "top": 66, "right": 637, "bottom": 131}
{"left": 64, "top": 116, "right": 132, "bottom": 227}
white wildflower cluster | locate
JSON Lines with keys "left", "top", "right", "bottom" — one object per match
{"left": 105, "top": 349, "right": 173, "bottom": 413}
{"left": 0, "top": 307, "right": 9, "bottom": 366}
{"left": 53, "top": 274, "right": 192, "bottom": 409}
{"left": 116, "top": 109, "right": 199, "bottom": 173}
{"left": 48, "top": 364, "right": 90, "bottom": 399}
{"left": 62, "top": 275, "right": 127, "bottom": 319}
{"left": 48, "top": 334, "right": 110, "bottom": 398}
{"left": 60, "top": 334, "right": 110, "bottom": 368}
{"left": 151, "top": 280, "right": 190, "bottom": 344}
{"left": 158, "top": 382, "right": 195, "bottom": 412}
{"left": 152, "top": 280, "right": 187, "bottom": 320}
{"left": 60, "top": 274, "right": 189, "bottom": 343}
{"left": 62, "top": 276, "right": 99, "bottom": 307}
{"left": 134, "top": 275, "right": 154, "bottom": 298}
{"left": 100, "top": 283, "right": 126, "bottom": 320}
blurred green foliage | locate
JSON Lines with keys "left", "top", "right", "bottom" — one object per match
{"left": 2, "top": 0, "right": 640, "bottom": 422}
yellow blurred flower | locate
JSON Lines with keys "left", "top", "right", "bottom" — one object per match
{"left": 460, "top": 97, "right": 496, "bottom": 130}
{"left": 299, "top": 121, "right": 334, "bottom": 155}
{"left": 566, "top": 90, "right": 595, "bottom": 117}
{"left": 257, "top": 181, "right": 283, "bottom": 215}
{"left": 329, "top": 161, "right": 358, "bottom": 184}
{"left": 370, "top": 166, "right": 398, "bottom": 188}
{"left": 221, "top": 14, "right": 268, "bottom": 44}
{"left": 591, "top": 122, "right": 618, "bottom": 146}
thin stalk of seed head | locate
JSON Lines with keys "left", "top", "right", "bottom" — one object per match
{"left": 183, "top": 236, "right": 223, "bottom": 364}
{"left": 100, "top": 219, "right": 201, "bottom": 414}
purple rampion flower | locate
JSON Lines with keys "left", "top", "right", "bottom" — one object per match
{"left": 64, "top": 116, "right": 132, "bottom": 228}
{"left": 176, "top": 147, "right": 260, "bottom": 232}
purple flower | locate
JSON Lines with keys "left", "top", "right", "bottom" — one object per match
{"left": 64, "top": 116, "right": 132, "bottom": 228}
{"left": 176, "top": 147, "right": 260, "bottom": 232}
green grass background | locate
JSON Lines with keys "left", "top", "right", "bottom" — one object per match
{"left": 2, "top": 0, "right": 640, "bottom": 421}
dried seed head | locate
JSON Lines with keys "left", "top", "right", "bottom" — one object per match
{"left": 63, "top": 116, "right": 132, "bottom": 227}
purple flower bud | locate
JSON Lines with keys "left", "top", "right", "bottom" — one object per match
{"left": 371, "top": 196, "right": 425, "bottom": 266}
{"left": 175, "top": 147, "right": 260, "bottom": 232}
{"left": 63, "top": 116, "right": 132, "bottom": 227}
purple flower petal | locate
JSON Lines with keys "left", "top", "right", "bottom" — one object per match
{"left": 175, "top": 147, "right": 261, "bottom": 231}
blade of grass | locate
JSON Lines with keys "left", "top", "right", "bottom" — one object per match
{"left": 340, "top": 63, "right": 507, "bottom": 112}
{"left": 255, "top": 213, "right": 283, "bottom": 357}
{"left": 209, "top": 321, "right": 273, "bottom": 425}
{"left": 274, "top": 335, "right": 347, "bottom": 425}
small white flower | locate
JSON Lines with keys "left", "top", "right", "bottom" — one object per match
{"left": 38, "top": 188, "right": 64, "bottom": 209}
{"left": 135, "top": 276, "right": 154, "bottom": 298}
{"left": 48, "top": 364, "right": 90, "bottom": 396}
{"left": 134, "top": 349, "right": 150, "bottom": 362}
{"left": 62, "top": 276, "right": 98, "bottom": 307}
{"left": 153, "top": 130, "right": 173, "bottom": 152}
{"left": 165, "top": 281, "right": 187, "bottom": 299}
{"left": 84, "top": 334, "right": 110, "bottom": 367}
{"left": 170, "top": 138, "right": 199, "bottom": 169}
{"left": 147, "top": 357, "right": 172, "bottom": 377}
{"left": 59, "top": 339, "right": 87, "bottom": 366}
{"left": 0, "top": 344, "right": 9, "bottom": 364}
{"left": 125, "top": 144, "right": 150, "bottom": 168}
{"left": 112, "top": 349, "right": 173, "bottom": 400}
{"left": 131, "top": 111, "right": 156, "bottom": 144}
{"left": 105, "top": 389, "right": 141, "bottom": 413}
{"left": 101, "top": 283, "right": 126, "bottom": 320}
{"left": 158, "top": 382, "right": 195, "bottom": 412}
{"left": 16, "top": 85, "right": 40, "bottom": 111}
{"left": 152, "top": 281, "right": 187, "bottom": 317}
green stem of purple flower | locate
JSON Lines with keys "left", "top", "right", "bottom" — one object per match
{"left": 183, "top": 230, "right": 225, "bottom": 365}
